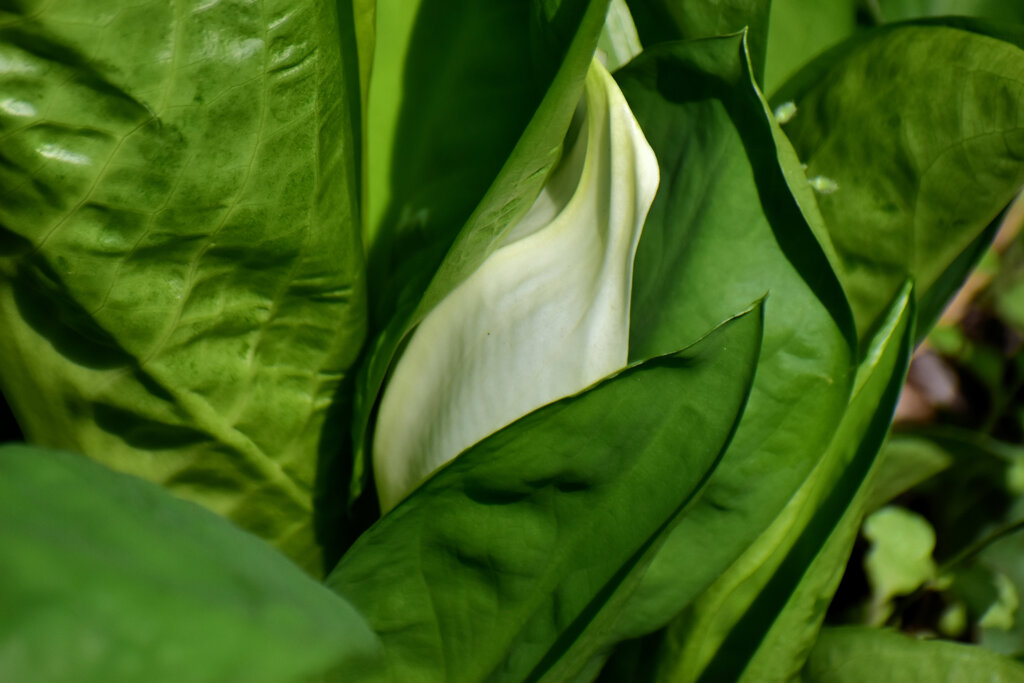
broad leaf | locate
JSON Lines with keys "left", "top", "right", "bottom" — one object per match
{"left": 652, "top": 286, "right": 913, "bottom": 683}
{"left": 625, "top": 0, "right": 771, "bottom": 84}
{"left": 803, "top": 626, "right": 1024, "bottom": 682}
{"left": 0, "top": 444, "right": 379, "bottom": 683}
{"left": 773, "top": 22, "right": 1024, "bottom": 345}
{"left": 329, "top": 306, "right": 763, "bottom": 683}
{"left": 0, "top": 0, "right": 367, "bottom": 573}
{"left": 350, "top": 0, "right": 612, "bottom": 502}
{"left": 372, "top": 59, "right": 659, "bottom": 511}
{"left": 602, "top": 34, "right": 854, "bottom": 643}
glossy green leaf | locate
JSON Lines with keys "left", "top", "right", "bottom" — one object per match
{"left": 601, "top": 34, "right": 854, "bottom": 643}
{"left": 372, "top": 60, "right": 659, "bottom": 511}
{"left": 651, "top": 286, "right": 913, "bottom": 683}
{"left": 625, "top": 0, "right": 770, "bottom": 84}
{"left": 329, "top": 306, "right": 763, "bottom": 683}
{"left": 350, "top": 0, "right": 611, "bottom": 502}
{"left": 763, "top": 0, "right": 858, "bottom": 95}
{"left": 803, "top": 626, "right": 1024, "bottom": 682}
{"left": 0, "top": 444, "right": 379, "bottom": 683}
{"left": 773, "top": 22, "right": 1024, "bottom": 346}
{"left": 0, "top": 0, "right": 367, "bottom": 573}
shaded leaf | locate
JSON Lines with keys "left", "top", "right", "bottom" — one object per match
{"left": 601, "top": 33, "right": 854, "bottom": 644}
{"left": 763, "top": 0, "right": 858, "bottom": 95}
{"left": 0, "top": 444, "right": 379, "bottom": 683}
{"left": 651, "top": 286, "right": 913, "bottom": 683}
{"left": 329, "top": 306, "right": 764, "bottom": 683}
{"left": 625, "top": 0, "right": 771, "bottom": 84}
{"left": 865, "top": 435, "right": 953, "bottom": 512}
{"left": 350, "top": 0, "right": 612, "bottom": 503}
{"left": 878, "top": 0, "right": 1024, "bottom": 23}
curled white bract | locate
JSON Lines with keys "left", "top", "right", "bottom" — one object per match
{"left": 373, "top": 59, "right": 660, "bottom": 512}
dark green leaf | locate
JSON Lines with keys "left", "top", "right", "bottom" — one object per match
{"left": 0, "top": 444, "right": 379, "bottom": 683}
{"left": 803, "top": 626, "right": 1024, "bottom": 682}
{"left": 773, "top": 22, "right": 1024, "bottom": 346}
{"left": 865, "top": 434, "right": 953, "bottom": 512}
{"left": 0, "top": 0, "right": 367, "bottom": 572}
{"left": 625, "top": 0, "right": 771, "bottom": 84}
{"left": 602, "top": 33, "right": 855, "bottom": 643}
{"left": 653, "top": 286, "right": 914, "bottom": 683}
{"left": 877, "top": 0, "right": 1024, "bottom": 23}
{"left": 329, "top": 306, "right": 764, "bottom": 683}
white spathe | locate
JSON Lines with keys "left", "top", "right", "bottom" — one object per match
{"left": 373, "top": 59, "right": 660, "bottom": 512}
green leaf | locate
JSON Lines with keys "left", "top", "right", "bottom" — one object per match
{"left": 0, "top": 444, "right": 379, "bottom": 683}
{"left": 0, "top": 0, "right": 367, "bottom": 573}
{"left": 803, "top": 626, "right": 1024, "bottom": 682}
{"left": 328, "top": 306, "right": 764, "bottom": 683}
{"left": 773, "top": 22, "right": 1024, "bottom": 346}
{"left": 763, "top": 0, "right": 858, "bottom": 95}
{"left": 651, "top": 285, "right": 913, "bottom": 683}
{"left": 877, "top": 0, "right": 1024, "bottom": 23}
{"left": 363, "top": 0, "right": 609, "bottom": 316}
{"left": 865, "top": 434, "right": 953, "bottom": 512}
{"left": 350, "top": 0, "right": 611, "bottom": 503}
{"left": 864, "top": 506, "right": 939, "bottom": 618}
{"left": 601, "top": 33, "right": 855, "bottom": 643}
{"left": 625, "top": 0, "right": 771, "bottom": 84}
{"left": 372, "top": 59, "right": 659, "bottom": 511}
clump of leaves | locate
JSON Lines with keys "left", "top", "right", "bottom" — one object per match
{"left": 2, "top": 1, "right": 1024, "bottom": 681}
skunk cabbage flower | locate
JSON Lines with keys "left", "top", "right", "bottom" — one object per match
{"left": 373, "top": 59, "right": 660, "bottom": 512}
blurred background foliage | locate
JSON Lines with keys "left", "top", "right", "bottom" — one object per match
{"left": 826, "top": 191, "right": 1024, "bottom": 660}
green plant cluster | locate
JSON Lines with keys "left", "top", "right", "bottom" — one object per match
{"left": 2, "top": 1, "right": 1024, "bottom": 681}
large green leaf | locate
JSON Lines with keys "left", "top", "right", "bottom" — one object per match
{"left": 601, "top": 34, "right": 855, "bottom": 643}
{"left": 350, "top": 0, "right": 611, "bottom": 503}
{"left": 651, "top": 285, "right": 913, "bottom": 682}
{"left": 625, "top": 0, "right": 771, "bottom": 84}
{"left": 773, "top": 21, "right": 1024, "bottom": 345}
{"left": 763, "top": 0, "right": 858, "bottom": 95}
{"left": 328, "top": 306, "right": 763, "bottom": 683}
{"left": 0, "top": 0, "right": 366, "bottom": 572}
{"left": 803, "top": 626, "right": 1024, "bottom": 682}
{"left": 0, "top": 444, "right": 379, "bottom": 683}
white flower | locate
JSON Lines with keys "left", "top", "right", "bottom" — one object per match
{"left": 373, "top": 58, "right": 660, "bottom": 512}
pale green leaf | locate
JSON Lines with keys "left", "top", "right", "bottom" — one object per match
{"left": 0, "top": 444, "right": 379, "bottom": 683}
{"left": 0, "top": 0, "right": 367, "bottom": 573}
